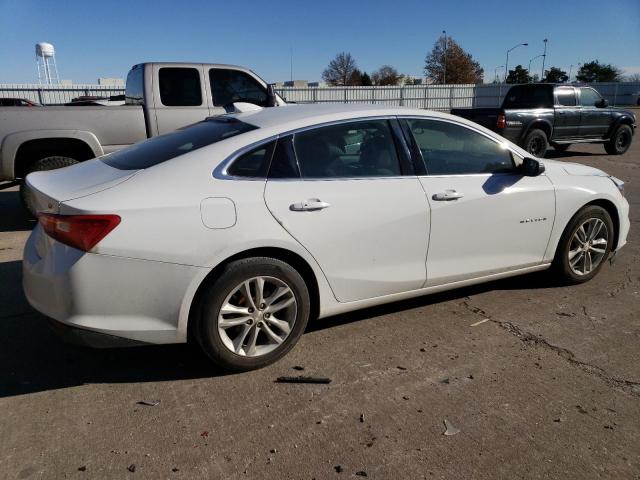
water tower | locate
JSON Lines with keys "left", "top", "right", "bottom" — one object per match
{"left": 35, "top": 42, "right": 60, "bottom": 84}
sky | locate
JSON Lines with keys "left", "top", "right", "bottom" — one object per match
{"left": 0, "top": 0, "right": 639, "bottom": 84}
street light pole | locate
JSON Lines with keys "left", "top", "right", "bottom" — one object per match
{"left": 541, "top": 38, "right": 548, "bottom": 80}
{"left": 568, "top": 64, "right": 574, "bottom": 83}
{"left": 442, "top": 30, "right": 447, "bottom": 84}
{"left": 528, "top": 55, "right": 544, "bottom": 82}
{"left": 505, "top": 43, "right": 528, "bottom": 83}
{"left": 494, "top": 66, "right": 504, "bottom": 83}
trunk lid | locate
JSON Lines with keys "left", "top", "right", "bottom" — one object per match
{"left": 25, "top": 159, "right": 138, "bottom": 214}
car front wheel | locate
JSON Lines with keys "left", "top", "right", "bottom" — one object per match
{"left": 194, "top": 257, "right": 311, "bottom": 371}
{"left": 553, "top": 205, "right": 614, "bottom": 284}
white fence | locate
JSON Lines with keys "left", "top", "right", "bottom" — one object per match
{"left": 0, "top": 84, "right": 124, "bottom": 105}
{"left": 276, "top": 82, "right": 640, "bottom": 110}
{"left": 1, "top": 82, "right": 638, "bottom": 108}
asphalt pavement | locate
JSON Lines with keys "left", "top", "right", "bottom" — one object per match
{"left": 0, "top": 141, "right": 638, "bottom": 479}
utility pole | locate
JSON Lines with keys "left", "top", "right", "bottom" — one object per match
{"left": 505, "top": 43, "right": 528, "bottom": 83}
{"left": 528, "top": 55, "right": 544, "bottom": 82}
{"left": 568, "top": 64, "right": 574, "bottom": 83}
{"left": 290, "top": 47, "right": 293, "bottom": 83}
{"left": 442, "top": 30, "right": 447, "bottom": 84}
{"left": 541, "top": 38, "right": 548, "bottom": 80}
{"left": 494, "top": 66, "right": 504, "bottom": 83}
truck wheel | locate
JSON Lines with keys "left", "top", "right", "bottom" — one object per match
{"left": 194, "top": 257, "right": 311, "bottom": 372}
{"left": 604, "top": 124, "right": 632, "bottom": 155}
{"left": 553, "top": 205, "right": 614, "bottom": 284}
{"left": 523, "top": 129, "right": 548, "bottom": 157}
{"left": 553, "top": 144, "right": 570, "bottom": 152}
{"left": 20, "top": 156, "right": 79, "bottom": 216}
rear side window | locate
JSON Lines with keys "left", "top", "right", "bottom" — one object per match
{"left": 103, "top": 118, "right": 258, "bottom": 170}
{"left": 293, "top": 120, "right": 402, "bottom": 178}
{"left": 227, "top": 142, "right": 275, "bottom": 178}
{"left": 556, "top": 88, "right": 576, "bottom": 106}
{"left": 406, "top": 119, "right": 514, "bottom": 175}
{"left": 502, "top": 86, "right": 553, "bottom": 109}
{"left": 125, "top": 65, "right": 144, "bottom": 105}
{"left": 210, "top": 69, "right": 268, "bottom": 107}
{"left": 159, "top": 67, "right": 202, "bottom": 106}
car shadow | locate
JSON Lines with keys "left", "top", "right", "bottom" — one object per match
{"left": 0, "top": 258, "right": 557, "bottom": 398}
{"left": 0, "top": 189, "right": 36, "bottom": 233}
{"left": 545, "top": 150, "right": 600, "bottom": 159}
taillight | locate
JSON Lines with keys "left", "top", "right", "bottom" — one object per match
{"left": 38, "top": 214, "right": 121, "bottom": 252}
{"left": 496, "top": 114, "right": 506, "bottom": 129}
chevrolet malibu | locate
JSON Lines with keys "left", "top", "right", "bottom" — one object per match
{"left": 23, "top": 104, "right": 630, "bottom": 371}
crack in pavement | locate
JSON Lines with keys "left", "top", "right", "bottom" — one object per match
{"left": 460, "top": 299, "right": 640, "bottom": 398}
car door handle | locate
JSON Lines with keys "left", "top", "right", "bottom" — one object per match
{"left": 290, "top": 198, "right": 331, "bottom": 211}
{"left": 432, "top": 190, "right": 464, "bottom": 201}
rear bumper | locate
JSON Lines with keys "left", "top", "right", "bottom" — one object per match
{"left": 46, "top": 318, "right": 149, "bottom": 348}
{"left": 23, "top": 225, "right": 207, "bottom": 346}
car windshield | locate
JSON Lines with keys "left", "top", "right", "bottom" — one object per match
{"left": 502, "top": 86, "right": 553, "bottom": 109}
{"left": 102, "top": 117, "right": 258, "bottom": 170}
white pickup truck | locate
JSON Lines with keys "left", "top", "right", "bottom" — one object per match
{"left": 0, "top": 62, "right": 283, "bottom": 210}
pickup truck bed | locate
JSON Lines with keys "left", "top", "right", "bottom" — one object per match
{"left": 0, "top": 106, "right": 146, "bottom": 180}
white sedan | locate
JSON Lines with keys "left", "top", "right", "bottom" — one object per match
{"left": 23, "top": 104, "right": 630, "bottom": 370}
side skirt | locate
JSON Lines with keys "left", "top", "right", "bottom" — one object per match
{"left": 318, "top": 263, "right": 552, "bottom": 319}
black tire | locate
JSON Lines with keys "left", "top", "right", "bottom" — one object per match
{"left": 522, "top": 129, "right": 549, "bottom": 158}
{"left": 553, "top": 205, "right": 614, "bottom": 284}
{"left": 19, "top": 156, "right": 79, "bottom": 216}
{"left": 553, "top": 144, "right": 570, "bottom": 152}
{"left": 604, "top": 124, "right": 633, "bottom": 155}
{"left": 195, "top": 257, "right": 311, "bottom": 372}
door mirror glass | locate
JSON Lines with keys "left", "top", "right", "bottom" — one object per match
{"left": 522, "top": 157, "right": 545, "bottom": 176}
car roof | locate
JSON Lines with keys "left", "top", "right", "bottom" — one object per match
{"left": 225, "top": 103, "right": 459, "bottom": 132}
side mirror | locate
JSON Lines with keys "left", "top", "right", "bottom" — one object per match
{"left": 595, "top": 98, "right": 609, "bottom": 108}
{"left": 522, "top": 157, "right": 545, "bottom": 176}
{"left": 266, "top": 84, "right": 278, "bottom": 107}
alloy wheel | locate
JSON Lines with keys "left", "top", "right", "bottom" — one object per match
{"left": 567, "top": 218, "right": 609, "bottom": 276}
{"left": 217, "top": 276, "right": 297, "bottom": 357}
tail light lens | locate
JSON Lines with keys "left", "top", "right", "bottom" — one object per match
{"left": 38, "top": 214, "right": 121, "bottom": 252}
{"left": 496, "top": 114, "right": 506, "bottom": 129}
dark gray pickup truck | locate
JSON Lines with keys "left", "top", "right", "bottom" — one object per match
{"left": 452, "top": 83, "right": 636, "bottom": 157}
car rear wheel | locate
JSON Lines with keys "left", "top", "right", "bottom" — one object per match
{"left": 20, "top": 156, "right": 79, "bottom": 216}
{"left": 604, "top": 124, "right": 632, "bottom": 155}
{"left": 523, "top": 129, "right": 549, "bottom": 157}
{"left": 553, "top": 205, "right": 614, "bottom": 284}
{"left": 195, "top": 257, "right": 311, "bottom": 371}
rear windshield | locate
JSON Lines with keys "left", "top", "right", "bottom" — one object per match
{"left": 102, "top": 118, "right": 258, "bottom": 170}
{"left": 502, "top": 86, "right": 553, "bottom": 109}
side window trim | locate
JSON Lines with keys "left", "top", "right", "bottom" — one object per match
{"left": 398, "top": 115, "right": 519, "bottom": 177}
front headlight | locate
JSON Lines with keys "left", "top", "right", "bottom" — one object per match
{"left": 609, "top": 176, "right": 625, "bottom": 197}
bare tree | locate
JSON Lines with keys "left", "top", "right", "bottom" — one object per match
{"left": 624, "top": 73, "right": 640, "bottom": 82}
{"left": 322, "top": 52, "right": 359, "bottom": 86}
{"left": 424, "top": 35, "right": 483, "bottom": 84}
{"left": 371, "top": 65, "right": 402, "bottom": 86}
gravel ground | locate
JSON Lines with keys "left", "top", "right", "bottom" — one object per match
{"left": 0, "top": 140, "right": 638, "bottom": 479}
